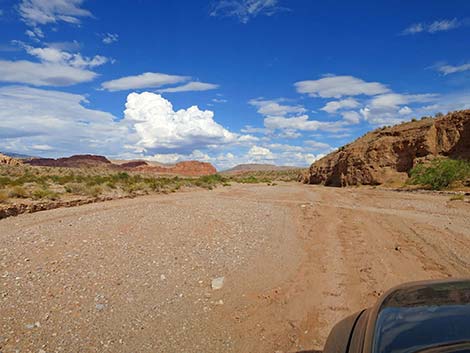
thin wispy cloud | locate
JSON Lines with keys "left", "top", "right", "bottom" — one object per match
{"left": 158, "top": 82, "right": 219, "bottom": 93}
{"left": 210, "top": 0, "right": 288, "bottom": 23}
{"left": 19, "top": 0, "right": 92, "bottom": 26}
{"left": 402, "top": 18, "right": 461, "bottom": 35}
{"left": 102, "top": 33, "right": 119, "bottom": 45}
{"left": 101, "top": 72, "right": 190, "bottom": 91}
{"left": 435, "top": 62, "right": 470, "bottom": 75}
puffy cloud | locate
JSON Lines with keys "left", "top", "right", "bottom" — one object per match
{"left": 264, "top": 115, "right": 346, "bottom": 132}
{"left": 0, "top": 85, "right": 126, "bottom": 156}
{"left": 249, "top": 98, "right": 306, "bottom": 116}
{"left": 146, "top": 150, "right": 211, "bottom": 164}
{"left": 247, "top": 145, "right": 275, "bottom": 160}
{"left": 360, "top": 93, "right": 438, "bottom": 125}
{"left": 19, "top": 0, "right": 92, "bottom": 26}
{"left": 102, "top": 33, "right": 119, "bottom": 44}
{"left": 295, "top": 75, "right": 389, "bottom": 98}
{"left": 0, "top": 43, "right": 109, "bottom": 87}
{"left": 402, "top": 18, "right": 461, "bottom": 35}
{"left": 210, "top": 0, "right": 287, "bottom": 23}
{"left": 158, "top": 82, "right": 219, "bottom": 93}
{"left": 0, "top": 60, "right": 97, "bottom": 86}
{"left": 321, "top": 98, "right": 359, "bottom": 113}
{"left": 245, "top": 145, "right": 324, "bottom": 166}
{"left": 101, "top": 72, "right": 190, "bottom": 91}
{"left": 123, "top": 92, "right": 237, "bottom": 153}
{"left": 435, "top": 62, "right": 470, "bottom": 75}
{"left": 368, "top": 93, "right": 437, "bottom": 109}
{"left": 340, "top": 111, "right": 361, "bottom": 124}
{"left": 23, "top": 44, "right": 109, "bottom": 68}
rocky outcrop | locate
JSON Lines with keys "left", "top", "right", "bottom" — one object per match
{"left": 120, "top": 161, "right": 149, "bottom": 169}
{"left": 134, "top": 161, "right": 217, "bottom": 176}
{"left": 26, "top": 155, "right": 112, "bottom": 168}
{"left": 304, "top": 110, "right": 470, "bottom": 187}
{"left": 0, "top": 153, "right": 22, "bottom": 166}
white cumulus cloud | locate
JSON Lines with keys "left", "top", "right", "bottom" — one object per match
{"left": 321, "top": 98, "right": 359, "bottom": 113}
{"left": 123, "top": 92, "right": 237, "bottom": 153}
{"left": 249, "top": 98, "right": 306, "bottom": 116}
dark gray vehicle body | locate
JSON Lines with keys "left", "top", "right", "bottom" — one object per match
{"left": 321, "top": 279, "right": 470, "bottom": 353}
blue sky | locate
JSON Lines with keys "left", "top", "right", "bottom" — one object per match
{"left": 1, "top": 0, "right": 470, "bottom": 169}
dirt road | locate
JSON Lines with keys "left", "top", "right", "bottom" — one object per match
{"left": 1, "top": 183, "right": 469, "bottom": 353}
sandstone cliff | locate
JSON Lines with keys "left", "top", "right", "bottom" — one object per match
{"left": 0, "top": 153, "right": 22, "bottom": 166}
{"left": 133, "top": 161, "right": 217, "bottom": 176}
{"left": 304, "top": 110, "right": 470, "bottom": 186}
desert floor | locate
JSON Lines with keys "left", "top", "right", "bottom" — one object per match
{"left": 1, "top": 183, "right": 469, "bottom": 353}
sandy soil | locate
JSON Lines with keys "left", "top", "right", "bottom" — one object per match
{"left": 1, "top": 183, "right": 469, "bottom": 353}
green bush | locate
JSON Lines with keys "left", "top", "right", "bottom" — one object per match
{"left": 409, "top": 159, "right": 470, "bottom": 190}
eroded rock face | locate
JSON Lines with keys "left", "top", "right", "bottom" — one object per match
{"left": 134, "top": 161, "right": 217, "bottom": 176}
{"left": 0, "top": 154, "right": 22, "bottom": 166}
{"left": 304, "top": 110, "right": 470, "bottom": 187}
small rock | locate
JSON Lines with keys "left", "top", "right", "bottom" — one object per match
{"left": 160, "top": 274, "right": 166, "bottom": 281}
{"left": 211, "top": 276, "right": 225, "bottom": 290}
{"left": 25, "top": 322, "right": 40, "bottom": 329}
{"left": 394, "top": 245, "right": 401, "bottom": 252}
{"left": 95, "top": 303, "right": 106, "bottom": 311}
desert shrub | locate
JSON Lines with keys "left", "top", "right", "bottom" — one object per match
{"left": 87, "top": 185, "right": 103, "bottom": 198}
{"left": 236, "top": 175, "right": 272, "bottom": 184}
{"left": 32, "top": 188, "right": 59, "bottom": 200}
{"left": 9, "top": 186, "right": 29, "bottom": 198}
{"left": 0, "top": 176, "right": 12, "bottom": 187}
{"left": 65, "top": 183, "right": 88, "bottom": 194}
{"left": 411, "top": 118, "right": 417, "bottom": 122}
{"left": 0, "top": 190, "right": 8, "bottom": 203}
{"left": 192, "top": 174, "right": 227, "bottom": 189}
{"left": 409, "top": 159, "right": 470, "bottom": 190}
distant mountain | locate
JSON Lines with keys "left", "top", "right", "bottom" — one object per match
{"left": 1, "top": 151, "right": 37, "bottom": 159}
{"left": 21, "top": 154, "right": 217, "bottom": 176}
{"left": 222, "top": 163, "right": 298, "bottom": 175}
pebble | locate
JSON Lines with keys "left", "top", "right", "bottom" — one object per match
{"left": 211, "top": 277, "right": 225, "bottom": 290}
